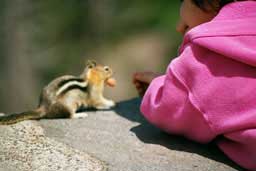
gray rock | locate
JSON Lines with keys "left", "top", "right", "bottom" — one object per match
{"left": 40, "top": 98, "right": 242, "bottom": 171}
{"left": 0, "top": 98, "right": 242, "bottom": 171}
{"left": 0, "top": 121, "right": 106, "bottom": 171}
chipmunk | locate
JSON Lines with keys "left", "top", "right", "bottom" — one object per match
{"left": 0, "top": 60, "right": 116, "bottom": 125}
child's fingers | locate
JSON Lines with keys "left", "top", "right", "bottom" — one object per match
{"left": 134, "top": 82, "right": 142, "bottom": 89}
{"left": 132, "top": 72, "right": 154, "bottom": 96}
{"left": 137, "top": 87, "right": 145, "bottom": 97}
{"left": 133, "top": 72, "right": 148, "bottom": 83}
{"left": 133, "top": 72, "right": 145, "bottom": 83}
{"left": 133, "top": 81, "right": 146, "bottom": 96}
{"left": 132, "top": 73, "right": 139, "bottom": 84}
{"left": 138, "top": 87, "right": 147, "bottom": 97}
{"left": 134, "top": 80, "right": 148, "bottom": 89}
{"left": 136, "top": 82, "right": 149, "bottom": 97}
{"left": 133, "top": 71, "right": 157, "bottom": 84}
{"left": 134, "top": 83, "right": 141, "bottom": 90}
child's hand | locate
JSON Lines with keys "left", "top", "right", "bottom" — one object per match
{"left": 132, "top": 71, "right": 160, "bottom": 97}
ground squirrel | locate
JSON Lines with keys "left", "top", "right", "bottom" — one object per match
{"left": 0, "top": 60, "right": 116, "bottom": 125}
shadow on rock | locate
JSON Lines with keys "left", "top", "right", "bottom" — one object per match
{"left": 114, "top": 97, "right": 145, "bottom": 123}
{"left": 114, "top": 98, "right": 243, "bottom": 171}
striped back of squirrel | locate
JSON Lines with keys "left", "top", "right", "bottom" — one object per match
{"left": 0, "top": 77, "right": 88, "bottom": 125}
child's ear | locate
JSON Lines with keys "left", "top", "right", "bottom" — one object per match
{"left": 86, "top": 60, "right": 97, "bottom": 69}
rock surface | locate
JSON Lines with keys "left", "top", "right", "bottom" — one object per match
{"left": 0, "top": 98, "right": 242, "bottom": 171}
{"left": 0, "top": 121, "right": 106, "bottom": 171}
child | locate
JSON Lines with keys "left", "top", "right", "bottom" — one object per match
{"left": 133, "top": 0, "right": 256, "bottom": 170}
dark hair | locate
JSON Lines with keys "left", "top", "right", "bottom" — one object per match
{"left": 191, "top": 0, "right": 243, "bottom": 11}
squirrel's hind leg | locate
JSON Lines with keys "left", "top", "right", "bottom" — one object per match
{"left": 72, "top": 99, "right": 89, "bottom": 119}
{"left": 66, "top": 101, "right": 88, "bottom": 119}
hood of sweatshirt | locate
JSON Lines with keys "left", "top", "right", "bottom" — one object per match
{"left": 179, "top": 0, "right": 256, "bottom": 67}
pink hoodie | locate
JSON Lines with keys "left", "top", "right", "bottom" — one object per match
{"left": 140, "top": 1, "right": 256, "bottom": 170}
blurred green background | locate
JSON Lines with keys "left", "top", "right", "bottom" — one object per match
{"left": 0, "top": 0, "right": 182, "bottom": 113}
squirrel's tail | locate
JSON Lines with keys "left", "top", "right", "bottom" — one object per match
{"left": 0, "top": 108, "right": 45, "bottom": 125}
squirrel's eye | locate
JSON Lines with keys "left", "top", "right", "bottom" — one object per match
{"left": 104, "top": 66, "right": 109, "bottom": 71}
{"left": 88, "top": 65, "right": 93, "bottom": 69}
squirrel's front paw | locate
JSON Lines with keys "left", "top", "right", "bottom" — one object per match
{"left": 95, "top": 100, "right": 115, "bottom": 109}
{"left": 106, "top": 100, "right": 115, "bottom": 107}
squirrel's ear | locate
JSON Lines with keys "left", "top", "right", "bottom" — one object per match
{"left": 86, "top": 60, "right": 97, "bottom": 68}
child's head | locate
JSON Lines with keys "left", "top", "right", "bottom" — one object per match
{"left": 176, "top": 0, "right": 241, "bottom": 35}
